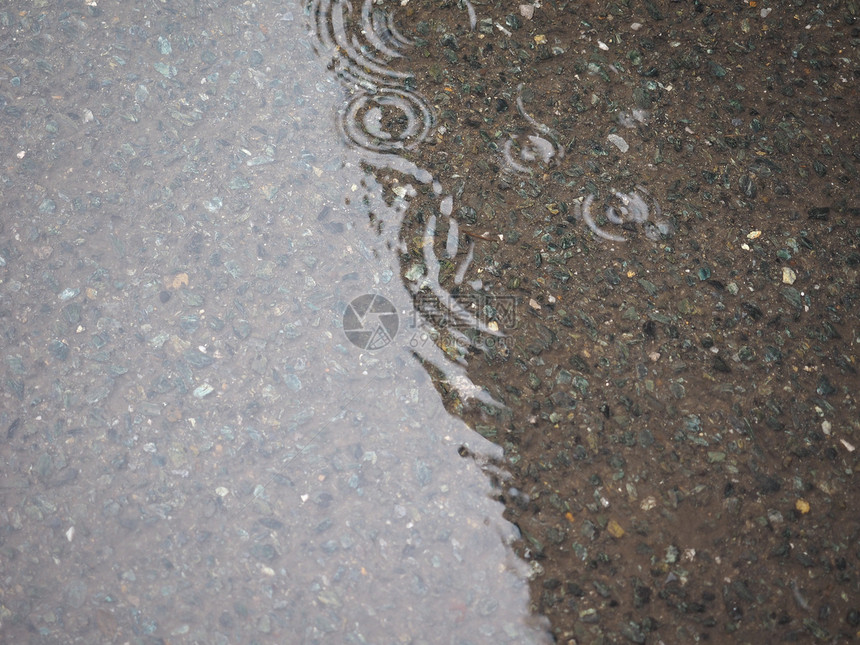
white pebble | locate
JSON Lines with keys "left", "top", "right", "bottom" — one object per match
{"left": 607, "top": 134, "right": 629, "bottom": 152}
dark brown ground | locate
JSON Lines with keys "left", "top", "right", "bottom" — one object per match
{"left": 383, "top": 1, "right": 860, "bottom": 642}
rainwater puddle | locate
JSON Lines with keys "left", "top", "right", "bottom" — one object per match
{"left": 0, "top": 1, "right": 550, "bottom": 642}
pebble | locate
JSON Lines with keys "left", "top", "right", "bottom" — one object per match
{"left": 607, "top": 519, "right": 625, "bottom": 538}
{"left": 640, "top": 496, "right": 657, "bottom": 511}
{"left": 607, "top": 134, "right": 629, "bottom": 152}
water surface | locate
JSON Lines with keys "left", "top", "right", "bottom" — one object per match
{"left": 0, "top": 2, "right": 550, "bottom": 642}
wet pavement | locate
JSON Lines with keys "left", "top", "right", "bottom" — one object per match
{"left": 0, "top": 1, "right": 549, "bottom": 642}
{"left": 1, "top": 1, "right": 859, "bottom": 644}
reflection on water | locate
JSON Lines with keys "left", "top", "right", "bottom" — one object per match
{"left": 0, "top": 0, "right": 549, "bottom": 642}
{"left": 309, "top": 0, "right": 510, "bottom": 401}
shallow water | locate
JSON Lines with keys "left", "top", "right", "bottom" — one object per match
{"left": 0, "top": 1, "right": 551, "bottom": 642}
{"left": 376, "top": 2, "right": 859, "bottom": 643}
{"left": 3, "top": 1, "right": 859, "bottom": 643}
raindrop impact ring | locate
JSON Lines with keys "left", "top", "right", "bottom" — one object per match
{"left": 339, "top": 88, "right": 434, "bottom": 153}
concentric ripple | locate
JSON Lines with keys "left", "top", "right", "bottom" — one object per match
{"left": 306, "top": 0, "right": 505, "bottom": 400}
{"left": 497, "top": 82, "right": 672, "bottom": 243}
{"left": 305, "top": 0, "right": 413, "bottom": 91}
{"left": 575, "top": 186, "right": 675, "bottom": 242}
{"left": 500, "top": 84, "right": 565, "bottom": 176}
{"left": 306, "top": 0, "right": 436, "bottom": 154}
{"left": 339, "top": 88, "right": 434, "bottom": 153}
